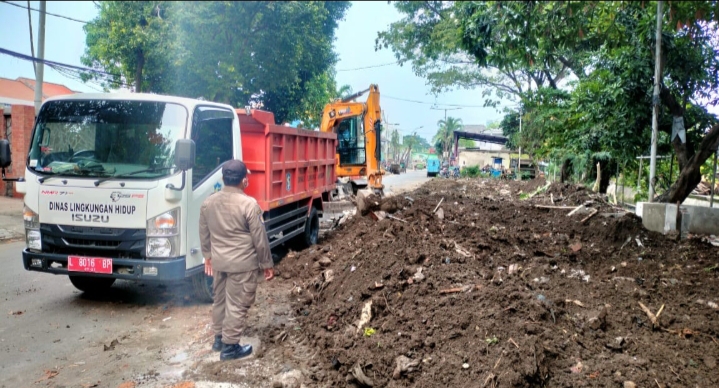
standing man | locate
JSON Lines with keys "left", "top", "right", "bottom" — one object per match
{"left": 199, "top": 159, "right": 275, "bottom": 361}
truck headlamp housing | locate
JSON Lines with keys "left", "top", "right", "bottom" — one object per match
{"left": 146, "top": 208, "right": 180, "bottom": 258}
{"left": 23, "top": 205, "right": 39, "bottom": 229}
{"left": 24, "top": 205, "right": 41, "bottom": 252}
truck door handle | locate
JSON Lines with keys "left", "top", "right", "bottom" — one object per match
{"left": 190, "top": 247, "right": 200, "bottom": 255}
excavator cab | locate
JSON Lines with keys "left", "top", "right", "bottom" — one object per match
{"left": 336, "top": 116, "right": 366, "bottom": 166}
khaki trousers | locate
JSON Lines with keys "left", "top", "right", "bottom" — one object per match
{"left": 212, "top": 269, "right": 259, "bottom": 344}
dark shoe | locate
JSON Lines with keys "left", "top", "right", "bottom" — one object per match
{"left": 220, "top": 343, "right": 253, "bottom": 361}
{"left": 212, "top": 335, "right": 223, "bottom": 352}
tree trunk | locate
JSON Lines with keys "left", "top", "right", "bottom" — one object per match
{"left": 560, "top": 158, "right": 572, "bottom": 183}
{"left": 135, "top": 49, "right": 145, "bottom": 93}
{"left": 656, "top": 123, "right": 719, "bottom": 203}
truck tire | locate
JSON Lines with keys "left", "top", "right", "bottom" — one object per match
{"left": 192, "top": 272, "right": 213, "bottom": 303}
{"left": 68, "top": 275, "right": 115, "bottom": 293}
{"left": 293, "top": 207, "right": 319, "bottom": 250}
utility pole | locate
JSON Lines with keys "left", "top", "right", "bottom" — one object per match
{"left": 33, "top": 1, "right": 47, "bottom": 116}
{"left": 431, "top": 106, "right": 461, "bottom": 121}
{"left": 516, "top": 111, "right": 522, "bottom": 181}
{"left": 648, "top": 0, "right": 663, "bottom": 202}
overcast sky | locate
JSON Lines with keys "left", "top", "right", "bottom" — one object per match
{"left": 0, "top": 1, "right": 517, "bottom": 142}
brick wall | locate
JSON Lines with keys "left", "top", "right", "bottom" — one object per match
{"left": 1, "top": 104, "right": 35, "bottom": 198}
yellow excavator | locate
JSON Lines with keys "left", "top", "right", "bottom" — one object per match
{"left": 319, "top": 84, "right": 384, "bottom": 196}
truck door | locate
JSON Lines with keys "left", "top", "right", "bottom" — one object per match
{"left": 185, "top": 106, "right": 240, "bottom": 271}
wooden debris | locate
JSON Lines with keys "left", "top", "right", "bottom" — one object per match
{"left": 565, "top": 299, "right": 586, "bottom": 307}
{"left": 387, "top": 214, "right": 407, "bottom": 223}
{"left": 508, "top": 338, "right": 519, "bottom": 348}
{"left": 371, "top": 211, "right": 387, "bottom": 221}
{"left": 439, "top": 284, "right": 481, "bottom": 294}
{"left": 580, "top": 208, "right": 599, "bottom": 224}
{"left": 433, "top": 197, "right": 445, "bottom": 213}
{"left": 638, "top": 302, "right": 664, "bottom": 329}
{"left": 534, "top": 205, "right": 574, "bottom": 209}
{"left": 567, "top": 205, "right": 586, "bottom": 217}
{"left": 369, "top": 282, "right": 384, "bottom": 290}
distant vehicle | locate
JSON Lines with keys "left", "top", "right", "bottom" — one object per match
{"left": 426, "top": 158, "right": 441, "bottom": 177}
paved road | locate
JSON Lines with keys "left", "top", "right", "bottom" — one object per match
{"left": 382, "top": 168, "right": 433, "bottom": 195}
{"left": 0, "top": 240, "right": 209, "bottom": 387}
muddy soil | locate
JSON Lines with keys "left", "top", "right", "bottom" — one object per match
{"left": 277, "top": 178, "right": 719, "bottom": 388}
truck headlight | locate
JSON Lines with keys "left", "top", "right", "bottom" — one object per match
{"left": 24, "top": 205, "right": 41, "bottom": 251}
{"left": 146, "top": 208, "right": 180, "bottom": 258}
{"left": 147, "top": 237, "right": 172, "bottom": 258}
{"left": 27, "top": 230, "right": 42, "bottom": 251}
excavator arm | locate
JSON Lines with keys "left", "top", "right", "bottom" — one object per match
{"left": 320, "top": 84, "right": 384, "bottom": 193}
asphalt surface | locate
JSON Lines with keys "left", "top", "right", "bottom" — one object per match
{"left": 0, "top": 169, "right": 433, "bottom": 386}
{"left": 0, "top": 239, "right": 208, "bottom": 386}
{"left": 382, "top": 168, "right": 433, "bottom": 195}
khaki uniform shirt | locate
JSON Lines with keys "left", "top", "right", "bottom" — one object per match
{"left": 199, "top": 186, "right": 273, "bottom": 274}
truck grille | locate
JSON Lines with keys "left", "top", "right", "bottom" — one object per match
{"left": 40, "top": 224, "right": 146, "bottom": 259}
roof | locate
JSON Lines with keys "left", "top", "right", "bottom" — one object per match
{"left": 0, "top": 77, "right": 76, "bottom": 106}
{"left": 462, "top": 124, "right": 503, "bottom": 137}
{"left": 44, "top": 92, "right": 235, "bottom": 112}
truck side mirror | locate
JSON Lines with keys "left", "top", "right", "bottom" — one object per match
{"left": 174, "top": 139, "right": 195, "bottom": 171}
{"left": 0, "top": 139, "right": 11, "bottom": 169}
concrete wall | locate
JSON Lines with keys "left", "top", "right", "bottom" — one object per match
{"left": 0, "top": 104, "right": 35, "bottom": 198}
{"left": 637, "top": 202, "right": 719, "bottom": 235}
{"left": 457, "top": 149, "right": 529, "bottom": 170}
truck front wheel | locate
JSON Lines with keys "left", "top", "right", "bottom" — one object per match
{"left": 68, "top": 275, "right": 115, "bottom": 293}
{"left": 192, "top": 272, "right": 213, "bottom": 303}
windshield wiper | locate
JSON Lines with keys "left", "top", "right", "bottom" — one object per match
{"left": 93, "top": 167, "right": 174, "bottom": 187}
{"left": 38, "top": 163, "right": 111, "bottom": 183}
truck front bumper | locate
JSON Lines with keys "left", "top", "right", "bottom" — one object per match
{"left": 22, "top": 249, "right": 189, "bottom": 281}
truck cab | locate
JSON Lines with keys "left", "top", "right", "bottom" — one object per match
{"left": 426, "top": 157, "right": 441, "bottom": 177}
{"left": 0, "top": 93, "right": 336, "bottom": 301}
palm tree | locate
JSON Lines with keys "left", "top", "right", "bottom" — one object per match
{"left": 390, "top": 129, "right": 401, "bottom": 161}
{"left": 335, "top": 84, "right": 353, "bottom": 100}
{"left": 433, "top": 117, "right": 463, "bottom": 160}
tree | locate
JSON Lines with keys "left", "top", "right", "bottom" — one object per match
{"left": 82, "top": 1, "right": 175, "bottom": 92}
{"left": 401, "top": 133, "right": 423, "bottom": 164}
{"left": 382, "top": 1, "right": 719, "bottom": 202}
{"left": 83, "top": 1, "right": 350, "bottom": 125}
{"left": 433, "top": 117, "right": 463, "bottom": 159}
{"left": 390, "top": 129, "right": 401, "bottom": 161}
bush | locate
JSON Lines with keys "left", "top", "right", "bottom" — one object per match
{"left": 461, "top": 165, "right": 481, "bottom": 178}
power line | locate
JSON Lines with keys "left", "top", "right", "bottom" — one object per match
{"left": 0, "top": 1, "right": 89, "bottom": 24}
{"left": 0, "top": 47, "right": 131, "bottom": 88}
{"left": 1, "top": 47, "right": 114, "bottom": 77}
{"left": 383, "top": 94, "right": 487, "bottom": 108}
{"left": 336, "top": 62, "right": 398, "bottom": 71}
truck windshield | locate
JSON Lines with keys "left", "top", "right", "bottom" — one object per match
{"left": 28, "top": 100, "right": 187, "bottom": 179}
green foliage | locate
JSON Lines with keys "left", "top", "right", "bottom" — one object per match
{"left": 500, "top": 111, "right": 520, "bottom": 150}
{"left": 82, "top": 1, "right": 175, "bottom": 92}
{"left": 378, "top": 1, "right": 719, "bottom": 202}
{"left": 83, "top": 1, "right": 350, "bottom": 125}
{"left": 459, "top": 139, "right": 477, "bottom": 148}
{"left": 460, "top": 165, "right": 481, "bottom": 178}
{"left": 433, "top": 117, "right": 463, "bottom": 157}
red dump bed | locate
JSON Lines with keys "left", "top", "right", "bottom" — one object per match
{"left": 236, "top": 109, "right": 337, "bottom": 211}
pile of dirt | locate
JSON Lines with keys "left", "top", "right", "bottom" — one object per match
{"left": 277, "top": 178, "right": 719, "bottom": 388}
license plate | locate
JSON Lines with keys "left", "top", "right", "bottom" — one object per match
{"left": 68, "top": 256, "right": 113, "bottom": 274}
